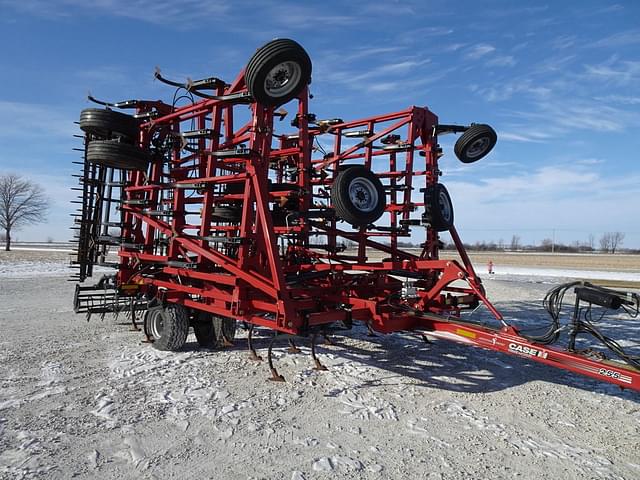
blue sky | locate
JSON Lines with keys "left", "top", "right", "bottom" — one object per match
{"left": 1, "top": 0, "right": 639, "bottom": 248}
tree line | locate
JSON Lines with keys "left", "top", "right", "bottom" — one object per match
{"left": 445, "top": 232, "right": 630, "bottom": 253}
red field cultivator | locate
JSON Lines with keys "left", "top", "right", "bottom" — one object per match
{"left": 70, "top": 39, "right": 640, "bottom": 390}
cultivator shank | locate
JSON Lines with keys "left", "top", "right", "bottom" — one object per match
{"left": 70, "top": 39, "right": 640, "bottom": 391}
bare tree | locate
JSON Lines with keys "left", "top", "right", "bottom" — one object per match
{"left": 588, "top": 233, "right": 595, "bottom": 251}
{"left": 610, "top": 232, "right": 625, "bottom": 254}
{"left": 540, "top": 238, "right": 553, "bottom": 252}
{"left": 510, "top": 234, "right": 521, "bottom": 251}
{"left": 0, "top": 174, "right": 49, "bottom": 251}
{"left": 599, "top": 233, "right": 611, "bottom": 253}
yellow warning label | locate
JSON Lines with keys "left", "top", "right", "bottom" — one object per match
{"left": 456, "top": 328, "right": 476, "bottom": 339}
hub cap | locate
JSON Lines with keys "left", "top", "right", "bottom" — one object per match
{"left": 263, "top": 61, "right": 302, "bottom": 98}
{"left": 465, "top": 136, "right": 490, "bottom": 159}
{"left": 438, "top": 189, "right": 452, "bottom": 223}
{"left": 348, "top": 177, "right": 378, "bottom": 213}
{"left": 149, "top": 311, "right": 165, "bottom": 339}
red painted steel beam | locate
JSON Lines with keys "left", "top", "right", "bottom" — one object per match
{"left": 414, "top": 316, "right": 640, "bottom": 391}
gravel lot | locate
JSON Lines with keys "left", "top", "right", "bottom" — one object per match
{"left": 1, "top": 255, "right": 639, "bottom": 479}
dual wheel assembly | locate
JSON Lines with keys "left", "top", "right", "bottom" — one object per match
{"left": 80, "top": 108, "right": 149, "bottom": 171}
{"left": 144, "top": 304, "right": 237, "bottom": 351}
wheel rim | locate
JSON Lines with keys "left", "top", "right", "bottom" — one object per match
{"left": 149, "top": 310, "right": 164, "bottom": 339}
{"left": 438, "top": 190, "right": 452, "bottom": 223}
{"left": 465, "top": 136, "right": 490, "bottom": 159}
{"left": 263, "top": 61, "right": 302, "bottom": 98}
{"left": 348, "top": 177, "right": 378, "bottom": 213}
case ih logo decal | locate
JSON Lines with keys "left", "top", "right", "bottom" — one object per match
{"left": 508, "top": 343, "right": 548, "bottom": 359}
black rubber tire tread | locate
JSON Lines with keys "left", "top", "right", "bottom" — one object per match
{"left": 211, "top": 206, "right": 242, "bottom": 222}
{"left": 150, "top": 304, "right": 189, "bottom": 352}
{"left": 86, "top": 140, "right": 150, "bottom": 170}
{"left": 454, "top": 124, "right": 497, "bottom": 163}
{"left": 245, "top": 39, "right": 312, "bottom": 107}
{"left": 80, "top": 108, "right": 140, "bottom": 140}
{"left": 423, "top": 183, "right": 454, "bottom": 232}
{"left": 212, "top": 315, "right": 237, "bottom": 346}
{"left": 142, "top": 309, "right": 153, "bottom": 338}
{"left": 193, "top": 312, "right": 216, "bottom": 348}
{"left": 331, "top": 166, "right": 386, "bottom": 227}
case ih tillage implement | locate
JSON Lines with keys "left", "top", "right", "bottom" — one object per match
{"left": 71, "top": 39, "right": 640, "bottom": 390}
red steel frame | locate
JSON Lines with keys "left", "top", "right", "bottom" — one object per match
{"left": 111, "top": 70, "right": 640, "bottom": 392}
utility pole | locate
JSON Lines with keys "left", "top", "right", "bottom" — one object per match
{"left": 552, "top": 229, "right": 555, "bottom": 254}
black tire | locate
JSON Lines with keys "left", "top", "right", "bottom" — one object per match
{"left": 245, "top": 39, "right": 312, "bottom": 107}
{"left": 211, "top": 206, "right": 242, "bottom": 222}
{"left": 423, "top": 183, "right": 454, "bottom": 232}
{"left": 454, "top": 124, "right": 497, "bottom": 163}
{"left": 331, "top": 166, "right": 386, "bottom": 227}
{"left": 193, "top": 312, "right": 237, "bottom": 347}
{"left": 79, "top": 108, "right": 140, "bottom": 140}
{"left": 212, "top": 315, "right": 237, "bottom": 345}
{"left": 147, "top": 304, "right": 189, "bottom": 351}
{"left": 143, "top": 309, "right": 153, "bottom": 338}
{"left": 193, "top": 312, "right": 216, "bottom": 348}
{"left": 86, "top": 140, "right": 150, "bottom": 170}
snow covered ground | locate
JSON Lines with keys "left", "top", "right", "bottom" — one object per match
{"left": 0, "top": 258, "right": 639, "bottom": 479}
{"left": 0, "top": 250, "right": 111, "bottom": 278}
{"left": 2, "top": 252, "right": 639, "bottom": 284}
{"left": 492, "top": 265, "right": 640, "bottom": 283}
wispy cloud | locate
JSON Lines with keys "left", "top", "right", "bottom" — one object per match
{"left": 447, "top": 164, "right": 640, "bottom": 237}
{"left": 551, "top": 35, "right": 576, "bottom": 50}
{"left": 0, "top": 101, "right": 76, "bottom": 141}
{"left": 1, "top": 0, "right": 363, "bottom": 31}
{"left": 335, "top": 47, "right": 406, "bottom": 62}
{"left": 504, "top": 101, "right": 634, "bottom": 133}
{"left": 487, "top": 55, "right": 516, "bottom": 67}
{"left": 575, "top": 158, "right": 605, "bottom": 166}
{"left": 590, "top": 29, "right": 640, "bottom": 48}
{"left": 583, "top": 58, "right": 640, "bottom": 85}
{"left": 476, "top": 80, "right": 552, "bottom": 102}
{"left": 396, "top": 26, "right": 454, "bottom": 44}
{"left": 313, "top": 56, "right": 433, "bottom": 92}
{"left": 499, "top": 131, "right": 550, "bottom": 143}
{"left": 464, "top": 44, "right": 496, "bottom": 59}
{"left": 594, "top": 94, "right": 640, "bottom": 105}
{"left": 1, "top": 0, "right": 232, "bottom": 26}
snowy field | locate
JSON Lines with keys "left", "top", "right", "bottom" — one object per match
{"left": 1, "top": 252, "right": 639, "bottom": 479}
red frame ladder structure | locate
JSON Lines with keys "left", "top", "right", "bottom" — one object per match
{"left": 70, "top": 39, "right": 640, "bottom": 391}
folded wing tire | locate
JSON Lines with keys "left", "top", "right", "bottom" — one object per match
{"left": 245, "top": 39, "right": 312, "bottom": 106}
{"left": 331, "top": 166, "right": 386, "bottom": 227}
{"left": 86, "top": 140, "right": 150, "bottom": 170}
{"left": 454, "top": 124, "right": 497, "bottom": 163}
{"left": 423, "top": 183, "right": 454, "bottom": 232}
{"left": 79, "top": 108, "right": 140, "bottom": 140}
